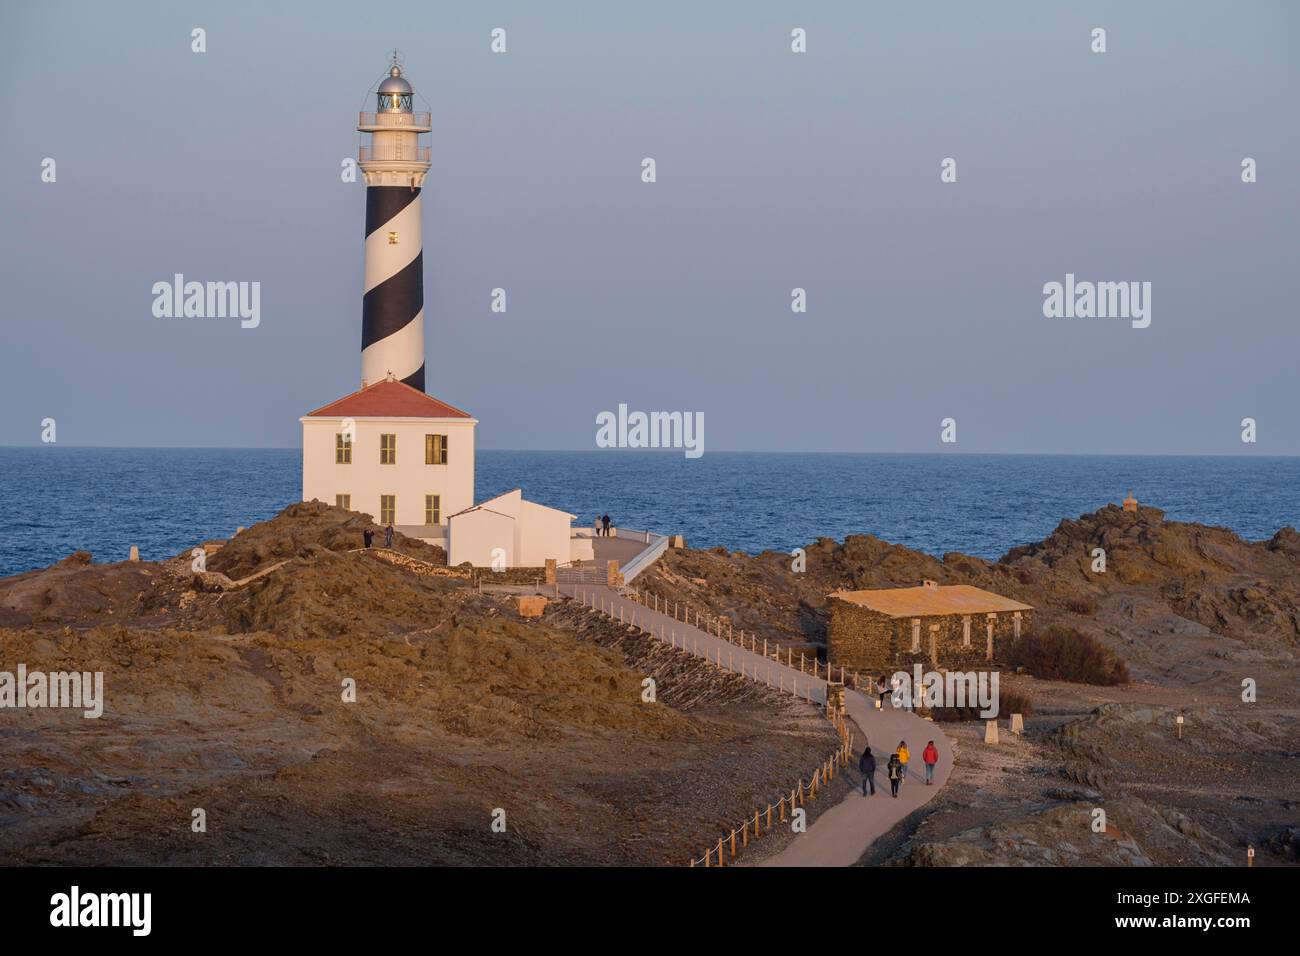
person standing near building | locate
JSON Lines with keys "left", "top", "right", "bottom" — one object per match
{"left": 363, "top": 529, "right": 374, "bottom": 549}
{"left": 923, "top": 740, "right": 939, "bottom": 785}
{"left": 897, "top": 740, "right": 910, "bottom": 786}
{"left": 858, "top": 746, "right": 876, "bottom": 796}
{"left": 886, "top": 751, "right": 903, "bottom": 798}
{"left": 384, "top": 523, "right": 394, "bottom": 549}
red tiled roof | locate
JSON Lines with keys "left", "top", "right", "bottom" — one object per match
{"left": 305, "top": 379, "right": 473, "bottom": 419}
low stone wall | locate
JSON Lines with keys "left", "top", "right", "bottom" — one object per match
{"left": 827, "top": 598, "right": 1032, "bottom": 674}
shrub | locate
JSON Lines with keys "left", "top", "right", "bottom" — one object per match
{"left": 1065, "top": 594, "right": 1098, "bottom": 615}
{"left": 1005, "top": 626, "right": 1129, "bottom": 685}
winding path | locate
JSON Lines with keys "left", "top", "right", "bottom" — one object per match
{"left": 558, "top": 583, "right": 951, "bottom": 867}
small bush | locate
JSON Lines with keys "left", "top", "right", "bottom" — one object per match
{"left": 1065, "top": 594, "right": 1098, "bottom": 615}
{"left": 1005, "top": 626, "right": 1129, "bottom": 685}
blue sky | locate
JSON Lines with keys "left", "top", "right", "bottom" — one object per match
{"left": 1, "top": 0, "right": 1297, "bottom": 453}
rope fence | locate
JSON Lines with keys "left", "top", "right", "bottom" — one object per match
{"left": 621, "top": 586, "right": 870, "bottom": 692}
{"left": 570, "top": 585, "right": 857, "bottom": 867}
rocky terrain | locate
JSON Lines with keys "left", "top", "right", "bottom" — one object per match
{"left": 639, "top": 504, "right": 1300, "bottom": 866}
{"left": 0, "top": 504, "right": 839, "bottom": 866}
{"left": 3, "top": 500, "right": 1294, "bottom": 866}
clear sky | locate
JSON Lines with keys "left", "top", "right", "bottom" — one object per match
{"left": 1, "top": 0, "right": 1297, "bottom": 453}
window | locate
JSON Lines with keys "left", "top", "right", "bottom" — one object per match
{"left": 425, "top": 494, "right": 441, "bottom": 525}
{"left": 910, "top": 618, "right": 921, "bottom": 653}
{"left": 962, "top": 616, "right": 971, "bottom": 647}
{"left": 380, "top": 495, "right": 396, "bottom": 525}
{"left": 336, "top": 494, "right": 351, "bottom": 510}
{"left": 335, "top": 432, "right": 352, "bottom": 464}
{"left": 380, "top": 434, "right": 396, "bottom": 464}
{"left": 425, "top": 434, "right": 447, "bottom": 465}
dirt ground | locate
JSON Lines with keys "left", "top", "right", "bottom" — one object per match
{"left": 640, "top": 505, "right": 1300, "bottom": 866}
{"left": 0, "top": 504, "right": 840, "bottom": 866}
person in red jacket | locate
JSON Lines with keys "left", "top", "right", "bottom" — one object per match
{"left": 922, "top": 740, "right": 939, "bottom": 785}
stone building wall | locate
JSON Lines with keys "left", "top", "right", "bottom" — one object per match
{"left": 827, "top": 597, "right": 1032, "bottom": 674}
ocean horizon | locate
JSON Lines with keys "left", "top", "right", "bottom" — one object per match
{"left": 1, "top": 447, "right": 1295, "bottom": 579}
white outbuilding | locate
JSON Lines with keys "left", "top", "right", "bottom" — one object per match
{"left": 448, "top": 489, "right": 593, "bottom": 569}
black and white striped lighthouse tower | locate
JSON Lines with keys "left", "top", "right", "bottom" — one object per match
{"left": 357, "top": 56, "right": 432, "bottom": 392}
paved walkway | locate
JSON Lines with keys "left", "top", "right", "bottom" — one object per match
{"left": 560, "top": 584, "right": 952, "bottom": 867}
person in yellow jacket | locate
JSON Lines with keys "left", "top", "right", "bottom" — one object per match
{"left": 896, "top": 741, "right": 910, "bottom": 787}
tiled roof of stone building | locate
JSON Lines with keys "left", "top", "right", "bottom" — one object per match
{"left": 829, "top": 583, "right": 1033, "bottom": 618}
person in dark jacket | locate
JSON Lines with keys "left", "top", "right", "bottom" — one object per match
{"left": 363, "top": 529, "right": 374, "bottom": 549}
{"left": 887, "top": 752, "right": 903, "bottom": 798}
{"left": 601, "top": 514, "right": 611, "bottom": 537}
{"left": 858, "top": 746, "right": 877, "bottom": 796}
{"left": 384, "top": 524, "right": 394, "bottom": 548}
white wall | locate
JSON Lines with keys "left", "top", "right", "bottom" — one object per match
{"left": 301, "top": 416, "right": 475, "bottom": 527}
{"left": 517, "top": 498, "right": 574, "bottom": 567}
{"left": 448, "top": 508, "right": 515, "bottom": 567}
{"left": 569, "top": 536, "right": 594, "bottom": 563}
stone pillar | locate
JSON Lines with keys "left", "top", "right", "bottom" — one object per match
{"left": 544, "top": 559, "right": 556, "bottom": 585}
{"left": 1010, "top": 713, "right": 1024, "bottom": 735}
{"left": 984, "top": 720, "right": 999, "bottom": 745}
{"left": 129, "top": 545, "right": 139, "bottom": 562}
{"left": 606, "top": 560, "right": 621, "bottom": 587}
{"left": 929, "top": 623, "right": 940, "bottom": 666}
{"left": 825, "top": 682, "right": 845, "bottom": 718}
{"left": 518, "top": 595, "right": 547, "bottom": 618}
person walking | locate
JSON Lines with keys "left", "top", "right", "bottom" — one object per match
{"left": 923, "top": 740, "right": 939, "bottom": 785}
{"left": 384, "top": 523, "right": 394, "bottom": 549}
{"left": 876, "top": 676, "right": 890, "bottom": 709}
{"left": 858, "top": 746, "right": 877, "bottom": 796}
{"left": 363, "top": 529, "right": 374, "bottom": 549}
{"left": 886, "top": 751, "right": 903, "bottom": 798}
{"left": 897, "top": 740, "right": 910, "bottom": 787}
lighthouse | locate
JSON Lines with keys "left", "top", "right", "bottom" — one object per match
{"left": 357, "top": 56, "right": 432, "bottom": 392}
{"left": 299, "top": 55, "right": 586, "bottom": 571}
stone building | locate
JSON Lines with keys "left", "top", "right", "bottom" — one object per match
{"left": 827, "top": 581, "right": 1033, "bottom": 674}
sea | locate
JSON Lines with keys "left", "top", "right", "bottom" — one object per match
{"left": 0, "top": 448, "right": 1296, "bottom": 579}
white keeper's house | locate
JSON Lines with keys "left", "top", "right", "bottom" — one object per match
{"left": 301, "top": 376, "right": 477, "bottom": 542}
{"left": 299, "top": 55, "right": 591, "bottom": 569}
